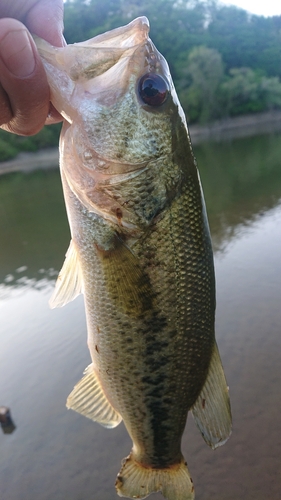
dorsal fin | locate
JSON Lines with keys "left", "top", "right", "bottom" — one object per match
{"left": 191, "top": 341, "right": 232, "bottom": 449}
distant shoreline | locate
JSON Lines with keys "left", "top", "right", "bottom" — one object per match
{"left": 0, "top": 147, "right": 59, "bottom": 176}
{"left": 1, "top": 110, "right": 281, "bottom": 175}
{"left": 189, "top": 110, "right": 281, "bottom": 145}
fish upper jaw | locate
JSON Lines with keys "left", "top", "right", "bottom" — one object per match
{"left": 34, "top": 16, "right": 172, "bottom": 121}
{"left": 34, "top": 17, "right": 150, "bottom": 117}
{"left": 83, "top": 16, "right": 150, "bottom": 48}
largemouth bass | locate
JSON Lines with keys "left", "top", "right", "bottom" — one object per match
{"left": 35, "top": 17, "right": 231, "bottom": 500}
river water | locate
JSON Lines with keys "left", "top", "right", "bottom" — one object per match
{"left": 0, "top": 130, "right": 281, "bottom": 500}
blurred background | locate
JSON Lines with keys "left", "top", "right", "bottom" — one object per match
{"left": 1, "top": 0, "right": 281, "bottom": 158}
{"left": 1, "top": 1, "right": 281, "bottom": 500}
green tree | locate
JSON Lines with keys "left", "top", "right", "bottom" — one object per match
{"left": 178, "top": 46, "right": 224, "bottom": 123}
{"left": 260, "top": 76, "right": 281, "bottom": 110}
{"left": 63, "top": 0, "right": 210, "bottom": 79}
{"left": 0, "top": 124, "right": 61, "bottom": 161}
{"left": 221, "top": 68, "right": 260, "bottom": 115}
{"left": 207, "top": 5, "right": 281, "bottom": 79}
{"left": 2, "top": 0, "right": 281, "bottom": 162}
{"left": 221, "top": 68, "right": 281, "bottom": 116}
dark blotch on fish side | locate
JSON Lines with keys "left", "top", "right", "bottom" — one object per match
{"left": 137, "top": 311, "right": 180, "bottom": 467}
{"left": 148, "top": 400, "right": 174, "bottom": 467}
{"left": 141, "top": 373, "right": 166, "bottom": 386}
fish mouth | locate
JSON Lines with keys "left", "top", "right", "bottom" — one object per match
{"left": 35, "top": 16, "right": 151, "bottom": 82}
{"left": 35, "top": 16, "right": 172, "bottom": 117}
{"left": 82, "top": 16, "right": 169, "bottom": 80}
{"left": 76, "top": 17, "right": 171, "bottom": 107}
{"left": 81, "top": 16, "right": 150, "bottom": 49}
{"left": 81, "top": 16, "right": 155, "bottom": 83}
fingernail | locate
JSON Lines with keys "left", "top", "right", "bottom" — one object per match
{"left": 0, "top": 29, "right": 35, "bottom": 77}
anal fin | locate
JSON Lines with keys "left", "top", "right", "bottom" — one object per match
{"left": 191, "top": 341, "right": 232, "bottom": 449}
{"left": 66, "top": 364, "right": 122, "bottom": 429}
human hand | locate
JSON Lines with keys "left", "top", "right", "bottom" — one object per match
{"left": 0, "top": 0, "right": 64, "bottom": 136}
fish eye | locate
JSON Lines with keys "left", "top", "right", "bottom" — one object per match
{"left": 138, "top": 73, "right": 169, "bottom": 107}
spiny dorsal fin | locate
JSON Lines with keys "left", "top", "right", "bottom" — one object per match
{"left": 66, "top": 364, "right": 122, "bottom": 429}
{"left": 49, "top": 240, "right": 83, "bottom": 309}
{"left": 191, "top": 341, "right": 232, "bottom": 449}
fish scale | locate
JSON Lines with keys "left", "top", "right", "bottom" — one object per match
{"left": 35, "top": 15, "right": 231, "bottom": 500}
{"left": 66, "top": 173, "right": 215, "bottom": 465}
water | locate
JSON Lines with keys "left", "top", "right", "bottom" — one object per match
{"left": 1, "top": 131, "right": 281, "bottom": 499}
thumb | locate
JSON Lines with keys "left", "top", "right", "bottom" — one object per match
{"left": 25, "top": 0, "right": 65, "bottom": 47}
{"left": 0, "top": 19, "right": 50, "bottom": 135}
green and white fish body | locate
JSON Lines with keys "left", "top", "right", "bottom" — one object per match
{"left": 35, "top": 17, "right": 231, "bottom": 500}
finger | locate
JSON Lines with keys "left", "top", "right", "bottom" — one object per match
{"left": 0, "top": 18, "right": 49, "bottom": 136}
{"left": 25, "top": 0, "right": 65, "bottom": 47}
{"left": 26, "top": 0, "right": 66, "bottom": 125}
{"left": 0, "top": 0, "right": 65, "bottom": 46}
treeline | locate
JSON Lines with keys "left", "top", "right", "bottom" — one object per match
{"left": 177, "top": 47, "right": 281, "bottom": 123}
{"left": 1, "top": 0, "right": 281, "bottom": 159}
{"left": 63, "top": 0, "right": 281, "bottom": 123}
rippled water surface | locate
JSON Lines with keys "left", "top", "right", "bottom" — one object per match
{"left": 1, "top": 131, "right": 281, "bottom": 499}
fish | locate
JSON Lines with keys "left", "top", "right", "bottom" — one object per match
{"left": 34, "top": 16, "right": 231, "bottom": 500}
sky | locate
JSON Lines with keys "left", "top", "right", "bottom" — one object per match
{"left": 218, "top": 0, "right": 281, "bottom": 17}
{"left": 61, "top": 0, "right": 280, "bottom": 18}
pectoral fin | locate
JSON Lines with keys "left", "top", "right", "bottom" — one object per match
{"left": 98, "top": 237, "right": 153, "bottom": 317}
{"left": 66, "top": 364, "right": 122, "bottom": 429}
{"left": 49, "top": 240, "right": 83, "bottom": 308}
{"left": 191, "top": 342, "right": 232, "bottom": 449}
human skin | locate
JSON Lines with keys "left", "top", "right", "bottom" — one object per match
{"left": 0, "top": 0, "right": 64, "bottom": 136}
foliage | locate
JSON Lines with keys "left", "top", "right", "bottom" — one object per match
{"left": 0, "top": 136, "right": 18, "bottom": 161}
{"left": 63, "top": 1, "right": 281, "bottom": 79}
{"left": 62, "top": 0, "right": 281, "bottom": 123}
{"left": 221, "top": 68, "right": 281, "bottom": 117}
{"left": 206, "top": 6, "right": 281, "bottom": 79}
{"left": 1, "top": 0, "right": 281, "bottom": 161}
{"left": 0, "top": 124, "right": 61, "bottom": 162}
{"left": 178, "top": 61, "right": 281, "bottom": 123}
{"left": 177, "top": 46, "right": 224, "bottom": 123}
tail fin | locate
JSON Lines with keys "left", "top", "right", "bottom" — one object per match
{"left": 115, "top": 453, "right": 195, "bottom": 500}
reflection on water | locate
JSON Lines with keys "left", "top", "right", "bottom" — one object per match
{"left": 0, "top": 269, "right": 57, "bottom": 302}
{"left": 196, "top": 132, "right": 281, "bottom": 253}
{"left": 1, "top": 131, "right": 281, "bottom": 499}
{"left": 0, "top": 170, "right": 69, "bottom": 283}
